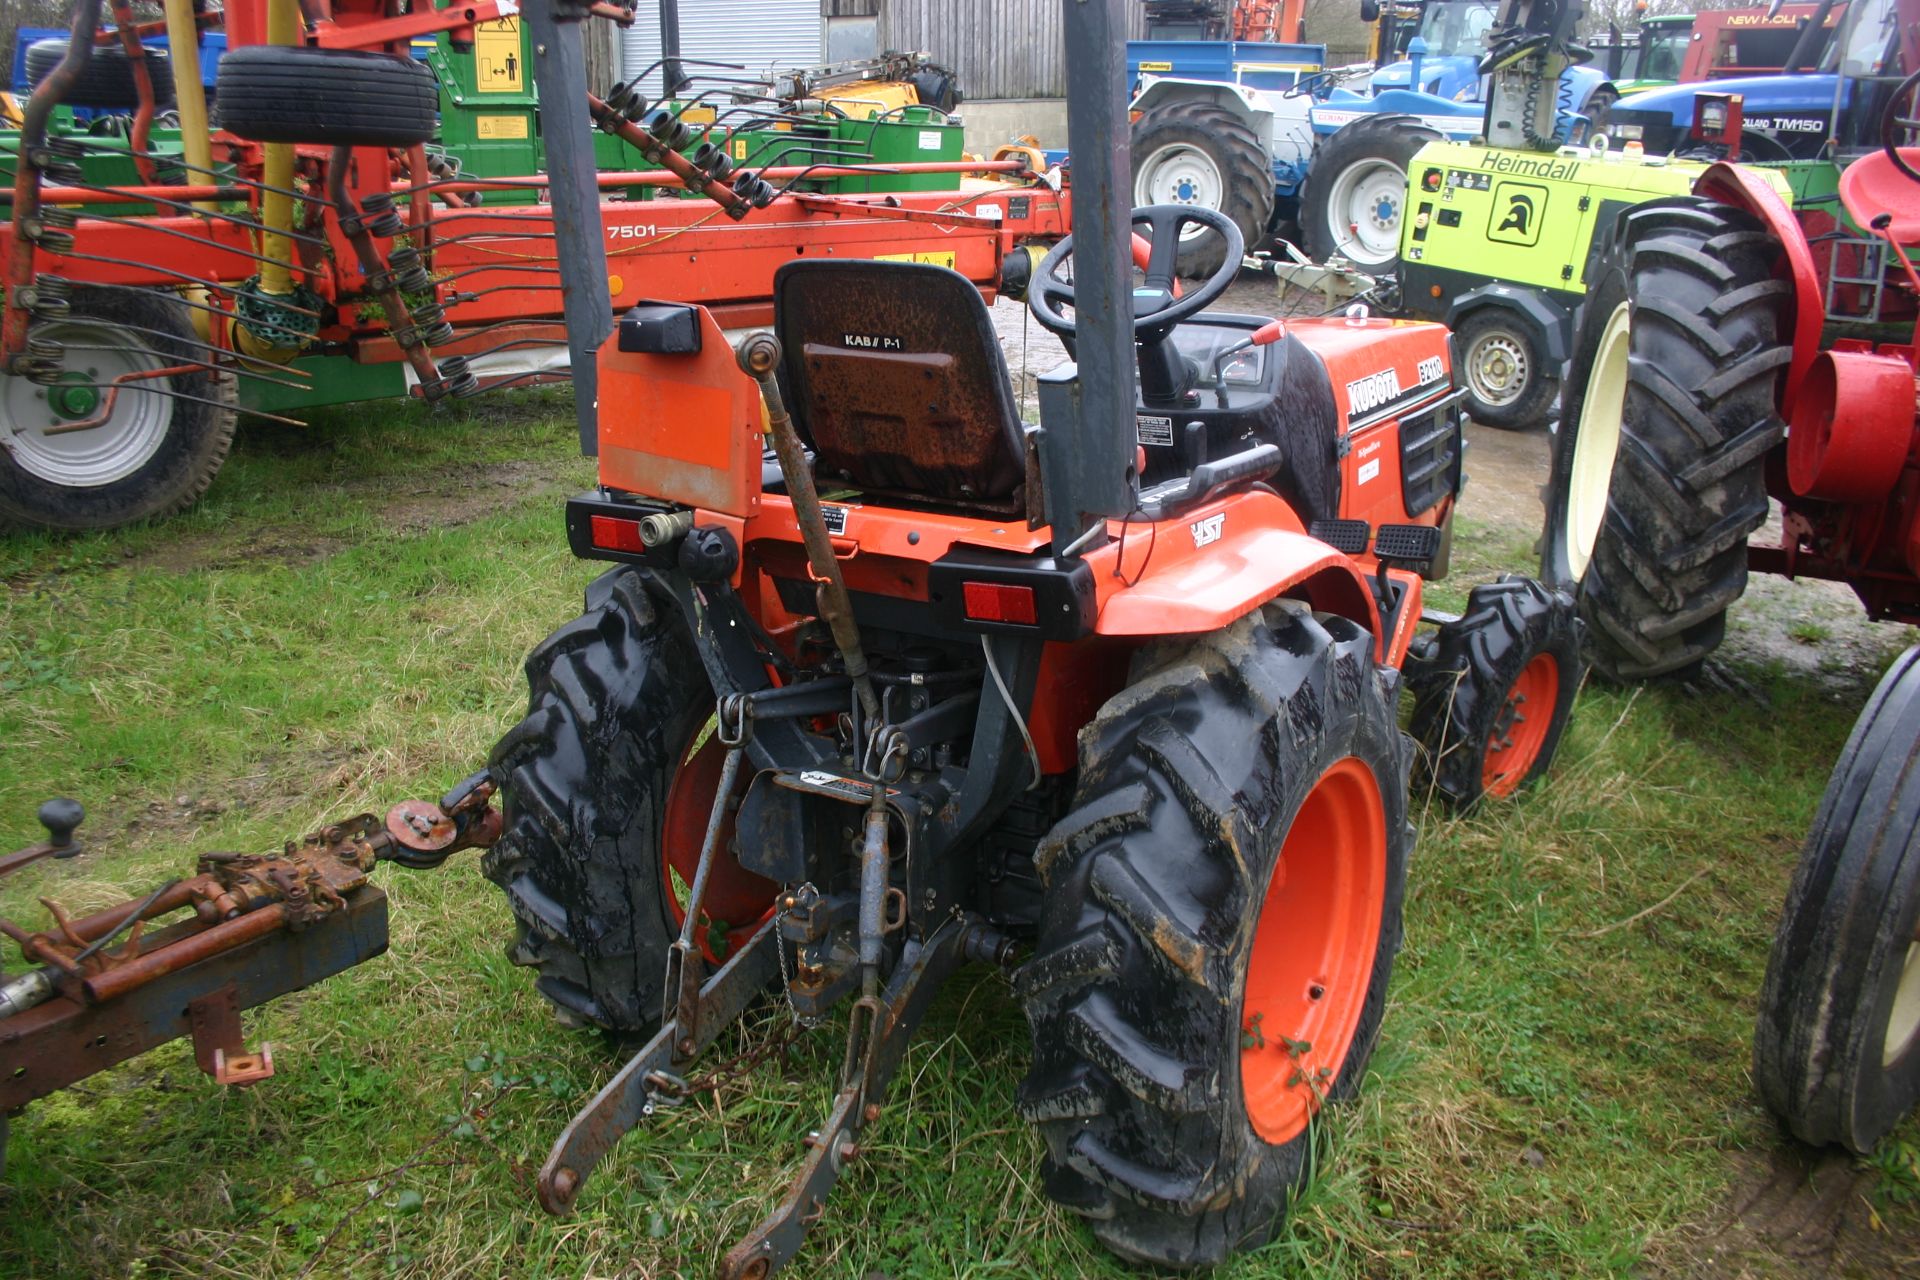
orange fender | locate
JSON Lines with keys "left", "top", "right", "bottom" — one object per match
{"left": 1085, "top": 489, "right": 1381, "bottom": 642}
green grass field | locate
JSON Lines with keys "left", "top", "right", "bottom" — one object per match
{"left": 2, "top": 394, "right": 1916, "bottom": 1279}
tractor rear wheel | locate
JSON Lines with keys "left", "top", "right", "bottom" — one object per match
{"left": 1017, "top": 602, "right": 1411, "bottom": 1267}
{"left": 215, "top": 45, "right": 438, "bottom": 148}
{"left": 1299, "top": 115, "right": 1442, "bottom": 276}
{"left": 1130, "top": 100, "right": 1274, "bottom": 277}
{"left": 1540, "top": 197, "right": 1789, "bottom": 680}
{"left": 0, "top": 288, "right": 235, "bottom": 531}
{"left": 1408, "top": 575, "right": 1584, "bottom": 812}
{"left": 484, "top": 566, "right": 775, "bottom": 1032}
{"left": 1755, "top": 645, "right": 1920, "bottom": 1154}
{"left": 26, "top": 39, "right": 176, "bottom": 109}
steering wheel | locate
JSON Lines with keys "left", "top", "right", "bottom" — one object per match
{"left": 1027, "top": 204, "right": 1244, "bottom": 343}
{"left": 1882, "top": 68, "right": 1920, "bottom": 186}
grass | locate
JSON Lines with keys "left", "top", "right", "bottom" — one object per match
{"left": 2, "top": 394, "right": 1918, "bottom": 1279}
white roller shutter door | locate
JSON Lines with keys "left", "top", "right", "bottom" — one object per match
{"left": 620, "top": 0, "right": 824, "bottom": 96}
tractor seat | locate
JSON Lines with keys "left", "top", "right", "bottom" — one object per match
{"left": 1839, "top": 149, "right": 1920, "bottom": 244}
{"left": 773, "top": 260, "right": 1028, "bottom": 515}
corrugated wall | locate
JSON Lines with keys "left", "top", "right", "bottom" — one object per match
{"left": 878, "top": 0, "right": 1147, "bottom": 99}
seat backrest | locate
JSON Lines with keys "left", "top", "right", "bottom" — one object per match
{"left": 773, "top": 260, "right": 1027, "bottom": 511}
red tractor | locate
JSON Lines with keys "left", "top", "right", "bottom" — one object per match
{"left": 1539, "top": 0, "right": 1920, "bottom": 1158}
{"left": 466, "top": 0, "right": 1581, "bottom": 1271}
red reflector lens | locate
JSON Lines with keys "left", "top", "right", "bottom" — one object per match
{"left": 962, "top": 581, "right": 1037, "bottom": 624}
{"left": 590, "top": 514, "right": 646, "bottom": 553}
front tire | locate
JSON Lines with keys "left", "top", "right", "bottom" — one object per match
{"left": 1755, "top": 645, "right": 1920, "bottom": 1154}
{"left": 1539, "top": 197, "right": 1789, "bottom": 680}
{"left": 1017, "top": 603, "right": 1412, "bottom": 1267}
{"left": 1456, "top": 308, "right": 1557, "bottom": 430}
{"left": 1408, "top": 576, "right": 1584, "bottom": 812}
{"left": 1299, "top": 115, "right": 1442, "bottom": 276}
{"left": 0, "top": 288, "right": 235, "bottom": 531}
{"left": 483, "top": 567, "right": 774, "bottom": 1032}
{"left": 1130, "top": 100, "right": 1275, "bottom": 277}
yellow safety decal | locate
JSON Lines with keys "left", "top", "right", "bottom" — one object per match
{"left": 876, "top": 251, "right": 958, "bottom": 268}
{"left": 473, "top": 18, "right": 523, "bottom": 93}
{"left": 475, "top": 114, "right": 530, "bottom": 140}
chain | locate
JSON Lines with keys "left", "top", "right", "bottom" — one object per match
{"left": 650, "top": 1016, "right": 806, "bottom": 1099}
{"left": 650, "top": 900, "right": 815, "bottom": 1101}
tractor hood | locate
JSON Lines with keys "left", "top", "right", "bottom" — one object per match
{"left": 1370, "top": 53, "right": 1481, "bottom": 102}
{"left": 1615, "top": 73, "right": 1844, "bottom": 124}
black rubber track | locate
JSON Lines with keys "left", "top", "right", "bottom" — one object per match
{"left": 1407, "top": 575, "right": 1585, "bottom": 812}
{"left": 215, "top": 45, "right": 438, "bottom": 148}
{"left": 483, "top": 567, "right": 714, "bottom": 1033}
{"left": 1541, "top": 197, "right": 1790, "bottom": 680}
{"left": 1455, "top": 307, "right": 1558, "bottom": 431}
{"left": 1754, "top": 644, "right": 1920, "bottom": 1154}
{"left": 1130, "top": 100, "right": 1275, "bottom": 277}
{"left": 1298, "top": 115, "right": 1442, "bottom": 276}
{"left": 1016, "top": 603, "right": 1413, "bottom": 1268}
{"left": 25, "top": 39, "right": 175, "bottom": 109}
{"left": 0, "top": 288, "right": 235, "bottom": 532}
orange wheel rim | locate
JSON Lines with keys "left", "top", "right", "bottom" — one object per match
{"left": 661, "top": 719, "right": 776, "bottom": 962}
{"left": 1240, "top": 756, "right": 1387, "bottom": 1145}
{"left": 1481, "top": 653, "right": 1559, "bottom": 799}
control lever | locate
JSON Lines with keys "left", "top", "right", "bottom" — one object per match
{"left": 1213, "top": 319, "right": 1285, "bottom": 406}
{"left": 0, "top": 799, "right": 86, "bottom": 880}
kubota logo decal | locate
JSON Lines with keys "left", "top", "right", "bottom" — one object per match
{"left": 1191, "top": 513, "right": 1225, "bottom": 547}
{"left": 1489, "top": 181, "right": 1548, "bottom": 247}
{"left": 1346, "top": 368, "right": 1402, "bottom": 416}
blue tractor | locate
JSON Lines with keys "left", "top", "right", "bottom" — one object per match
{"left": 1604, "top": 0, "right": 1873, "bottom": 163}
{"left": 1125, "top": 0, "right": 1616, "bottom": 274}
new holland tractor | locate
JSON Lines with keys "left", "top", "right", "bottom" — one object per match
{"left": 1539, "top": 0, "right": 1920, "bottom": 1155}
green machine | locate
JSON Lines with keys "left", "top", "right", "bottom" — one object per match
{"left": 429, "top": 22, "right": 965, "bottom": 198}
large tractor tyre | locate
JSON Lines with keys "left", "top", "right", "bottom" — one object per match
{"left": 1407, "top": 575, "right": 1584, "bottom": 812}
{"left": 0, "top": 288, "right": 236, "bottom": 532}
{"left": 1298, "top": 115, "right": 1443, "bottom": 276}
{"left": 1539, "top": 197, "right": 1789, "bottom": 681}
{"left": 1017, "top": 602, "right": 1412, "bottom": 1268}
{"left": 1130, "top": 101, "right": 1275, "bottom": 277}
{"left": 1583, "top": 88, "right": 1619, "bottom": 136}
{"left": 25, "top": 39, "right": 175, "bottom": 110}
{"left": 483, "top": 566, "right": 776, "bottom": 1033}
{"left": 1456, "top": 307, "right": 1558, "bottom": 431}
{"left": 215, "top": 46, "right": 438, "bottom": 148}
{"left": 1755, "top": 646, "right": 1920, "bottom": 1154}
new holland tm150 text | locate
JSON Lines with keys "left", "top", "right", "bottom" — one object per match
{"left": 3, "top": 0, "right": 1585, "bottom": 1271}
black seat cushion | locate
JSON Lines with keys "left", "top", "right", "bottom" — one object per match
{"left": 773, "top": 260, "right": 1027, "bottom": 508}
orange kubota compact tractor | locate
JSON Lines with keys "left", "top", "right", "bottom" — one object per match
{"left": 469, "top": 0, "right": 1585, "bottom": 1271}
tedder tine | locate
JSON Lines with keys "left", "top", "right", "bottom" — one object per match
{"left": 537, "top": 917, "right": 780, "bottom": 1215}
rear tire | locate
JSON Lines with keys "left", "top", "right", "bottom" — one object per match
{"left": 1299, "top": 115, "right": 1442, "bottom": 276}
{"left": 0, "top": 288, "right": 236, "bottom": 531}
{"left": 1755, "top": 645, "right": 1920, "bottom": 1154}
{"left": 1130, "top": 101, "right": 1275, "bottom": 277}
{"left": 1018, "top": 603, "right": 1412, "bottom": 1267}
{"left": 1408, "top": 575, "right": 1584, "bottom": 812}
{"left": 1539, "top": 197, "right": 1789, "bottom": 680}
{"left": 483, "top": 567, "right": 770, "bottom": 1032}
{"left": 25, "top": 39, "right": 175, "bottom": 109}
{"left": 215, "top": 45, "right": 438, "bottom": 148}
